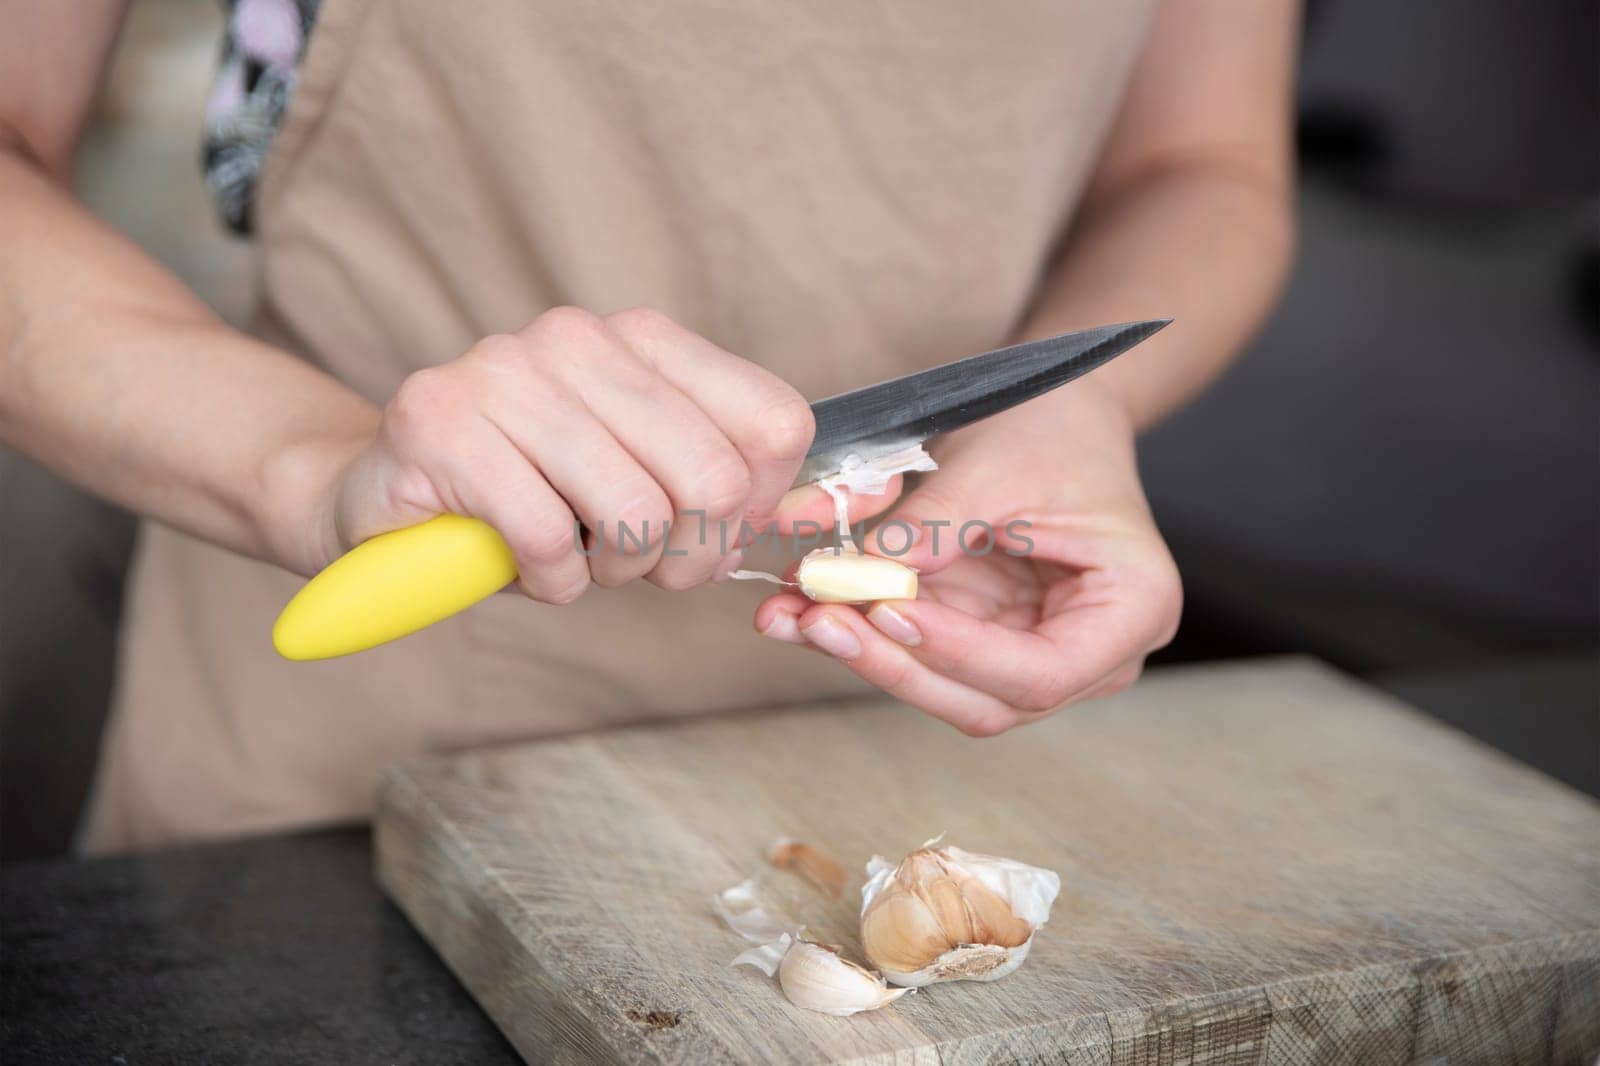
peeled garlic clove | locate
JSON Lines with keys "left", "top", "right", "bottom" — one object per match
{"left": 859, "top": 843, "right": 1061, "bottom": 987}
{"left": 733, "top": 934, "right": 909, "bottom": 1016}
{"left": 728, "top": 444, "right": 935, "bottom": 597}
{"left": 797, "top": 549, "right": 917, "bottom": 604}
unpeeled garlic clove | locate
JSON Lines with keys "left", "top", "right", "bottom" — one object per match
{"left": 859, "top": 842, "right": 1060, "bottom": 987}
{"left": 732, "top": 933, "right": 910, "bottom": 1016}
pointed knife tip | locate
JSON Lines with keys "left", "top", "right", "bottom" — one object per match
{"left": 1130, "top": 317, "right": 1173, "bottom": 340}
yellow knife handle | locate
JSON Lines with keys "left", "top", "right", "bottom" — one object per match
{"left": 272, "top": 514, "right": 518, "bottom": 661}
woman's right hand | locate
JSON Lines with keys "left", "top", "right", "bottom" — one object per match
{"left": 308, "top": 307, "right": 819, "bottom": 603}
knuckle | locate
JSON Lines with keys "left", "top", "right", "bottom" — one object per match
{"left": 539, "top": 575, "right": 590, "bottom": 606}
{"left": 591, "top": 557, "right": 648, "bottom": 589}
{"left": 692, "top": 453, "right": 753, "bottom": 517}
{"left": 385, "top": 370, "right": 473, "bottom": 456}
{"left": 649, "top": 565, "right": 703, "bottom": 593}
{"left": 466, "top": 333, "right": 527, "bottom": 373}
{"left": 748, "top": 394, "right": 816, "bottom": 461}
{"left": 874, "top": 654, "right": 918, "bottom": 692}
{"left": 959, "top": 709, "right": 1016, "bottom": 739}
{"left": 1016, "top": 671, "right": 1069, "bottom": 714}
{"left": 522, "top": 307, "right": 640, "bottom": 387}
{"left": 388, "top": 367, "right": 456, "bottom": 430}
{"left": 1106, "top": 663, "right": 1143, "bottom": 696}
{"left": 604, "top": 305, "right": 678, "bottom": 341}
{"left": 525, "top": 305, "right": 609, "bottom": 349}
{"left": 528, "top": 302, "right": 601, "bottom": 340}
{"left": 610, "top": 491, "right": 674, "bottom": 556}
{"left": 942, "top": 637, "right": 979, "bottom": 674}
{"left": 516, "top": 517, "right": 581, "bottom": 567}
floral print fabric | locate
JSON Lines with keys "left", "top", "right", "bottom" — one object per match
{"left": 203, "top": 0, "right": 321, "bottom": 234}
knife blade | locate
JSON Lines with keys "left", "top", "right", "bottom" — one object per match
{"left": 794, "top": 319, "right": 1169, "bottom": 485}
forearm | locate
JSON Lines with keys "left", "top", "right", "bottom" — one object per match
{"left": 0, "top": 146, "right": 378, "bottom": 575}
{"left": 1016, "top": 161, "right": 1294, "bottom": 430}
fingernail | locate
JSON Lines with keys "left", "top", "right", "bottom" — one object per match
{"left": 712, "top": 549, "right": 745, "bottom": 583}
{"left": 867, "top": 603, "right": 921, "bottom": 646}
{"left": 801, "top": 615, "right": 861, "bottom": 659}
{"left": 759, "top": 612, "right": 805, "bottom": 645}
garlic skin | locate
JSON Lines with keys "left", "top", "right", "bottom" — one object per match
{"left": 732, "top": 934, "right": 910, "bottom": 1016}
{"left": 859, "top": 843, "right": 1061, "bottom": 987}
{"left": 713, "top": 879, "right": 786, "bottom": 944}
{"left": 727, "top": 443, "right": 935, "bottom": 598}
{"left": 796, "top": 549, "right": 917, "bottom": 604}
{"left": 769, "top": 838, "right": 849, "bottom": 896}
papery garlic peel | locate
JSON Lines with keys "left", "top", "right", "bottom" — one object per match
{"left": 859, "top": 843, "right": 1061, "bottom": 987}
{"left": 769, "top": 839, "right": 849, "bottom": 896}
{"left": 727, "top": 444, "right": 934, "bottom": 600}
{"left": 733, "top": 934, "right": 910, "bottom": 1016}
{"left": 713, "top": 879, "right": 786, "bottom": 944}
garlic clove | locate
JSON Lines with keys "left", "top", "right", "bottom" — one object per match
{"left": 922, "top": 873, "right": 974, "bottom": 944}
{"left": 732, "top": 933, "right": 910, "bottom": 1016}
{"left": 796, "top": 549, "right": 917, "bottom": 604}
{"left": 727, "top": 443, "right": 936, "bottom": 595}
{"left": 946, "top": 868, "right": 1032, "bottom": 948}
{"left": 859, "top": 843, "right": 1060, "bottom": 988}
{"left": 939, "top": 846, "right": 1061, "bottom": 930}
{"left": 776, "top": 940, "right": 911, "bottom": 1016}
{"left": 858, "top": 886, "right": 947, "bottom": 974}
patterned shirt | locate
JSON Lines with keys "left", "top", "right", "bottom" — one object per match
{"left": 202, "top": 0, "right": 322, "bottom": 235}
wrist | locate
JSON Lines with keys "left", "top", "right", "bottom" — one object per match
{"left": 255, "top": 427, "right": 374, "bottom": 576}
{"left": 1009, "top": 319, "right": 1156, "bottom": 432}
{"left": 1024, "top": 372, "right": 1139, "bottom": 459}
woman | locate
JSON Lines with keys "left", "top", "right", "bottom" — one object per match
{"left": 0, "top": 0, "right": 1297, "bottom": 851}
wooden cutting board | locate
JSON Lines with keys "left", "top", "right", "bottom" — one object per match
{"left": 374, "top": 657, "right": 1600, "bottom": 1064}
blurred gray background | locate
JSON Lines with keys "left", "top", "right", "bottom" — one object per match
{"left": 2, "top": 0, "right": 1595, "bottom": 859}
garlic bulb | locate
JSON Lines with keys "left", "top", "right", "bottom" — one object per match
{"left": 733, "top": 934, "right": 910, "bottom": 1016}
{"left": 797, "top": 549, "right": 917, "bottom": 604}
{"left": 859, "top": 842, "right": 1060, "bottom": 987}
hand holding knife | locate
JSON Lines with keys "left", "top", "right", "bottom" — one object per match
{"left": 272, "top": 320, "right": 1167, "bottom": 660}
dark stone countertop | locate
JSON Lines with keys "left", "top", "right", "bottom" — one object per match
{"left": 1, "top": 826, "right": 518, "bottom": 1065}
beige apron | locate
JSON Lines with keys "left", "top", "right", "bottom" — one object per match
{"left": 85, "top": 0, "right": 1157, "bottom": 851}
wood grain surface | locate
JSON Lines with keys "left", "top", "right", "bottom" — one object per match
{"left": 374, "top": 657, "right": 1600, "bottom": 1064}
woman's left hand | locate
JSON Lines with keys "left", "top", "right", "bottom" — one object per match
{"left": 754, "top": 377, "right": 1182, "bottom": 737}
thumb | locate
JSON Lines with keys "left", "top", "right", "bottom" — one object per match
{"left": 864, "top": 477, "right": 985, "bottom": 576}
{"left": 768, "top": 475, "right": 904, "bottom": 537}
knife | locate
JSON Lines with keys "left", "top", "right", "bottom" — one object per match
{"left": 271, "top": 319, "right": 1168, "bottom": 660}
